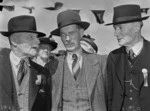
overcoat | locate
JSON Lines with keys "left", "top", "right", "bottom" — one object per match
{"left": 107, "top": 39, "right": 150, "bottom": 111}
{"left": 0, "top": 48, "right": 50, "bottom": 111}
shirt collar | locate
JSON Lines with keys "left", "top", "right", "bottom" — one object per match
{"left": 126, "top": 38, "right": 143, "bottom": 56}
{"left": 67, "top": 48, "right": 82, "bottom": 62}
{"left": 10, "top": 51, "right": 21, "bottom": 67}
{"left": 10, "top": 51, "right": 30, "bottom": 67}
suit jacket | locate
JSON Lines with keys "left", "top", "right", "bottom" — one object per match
{"left": 47, "top": 52, "right": 107, "bottom": 111}
{"left": 107, "top": 39, "right": 150, "bottom": 111}
{"left": 0, "top": 48, "right": 50, "bottom": 111}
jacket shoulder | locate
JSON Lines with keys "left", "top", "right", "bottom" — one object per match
{"left": 0, "top": 48, "right": 10, "bottom": 64}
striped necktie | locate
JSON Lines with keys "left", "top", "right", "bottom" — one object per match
{"left": 17, "top": 59, "right": 27, "bottom": 85}
{"left": 72, "top": 54, "right": 80, "bottom": 80}
{"left": 128, "top": 49, "right": 135, "bottom": 64}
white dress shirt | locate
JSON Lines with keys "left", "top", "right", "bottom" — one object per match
{"left": 126, "top": 38, "right": 143, "bottom": 57}
{"left": 66, "top": 50, "right": 83, "bottom": 74}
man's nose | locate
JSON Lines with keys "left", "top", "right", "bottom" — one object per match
{"left": 114, "top": 28, "right": 120, "bottom": 37}
{"left": 66, "top": 35, "right": 70, "bottom": 41}
{"left": 36, "top": 38, "right": 40, "bottom": 45}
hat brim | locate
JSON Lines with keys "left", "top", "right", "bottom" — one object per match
{"left": 80, "top": 37, "right": 98, "bottom": 53}
{"left": 51, "top": 21, "right": 90, "bottom": 36}
{"left": 40, "top": 41, "right": 58, "bottom": 51}
{"left": 105, "top": 16, "right": 149, "bottom": 26}
{"left": 0, "top": 30, "right": 46, "bottom": 37}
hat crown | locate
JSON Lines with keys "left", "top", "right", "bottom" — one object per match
{"left": 51, "top": 10, "right": 90, "bottom": 36}
{"left": 113, "top": 5, "right": 141, "bottom": 22}
{"left": 57, "top": 10, "right": 81, "bottom": 28}
{"left": 1, "top": 15, "right": 46, "bottom": 37}
{"left": 39, "top": 37, "right": 57, "bottom": 51}
{"left": 8, "top": 15, "right": 37, "bottom": 32}
{"left": 105, "top": 4, "right": 149, "bottom": 25}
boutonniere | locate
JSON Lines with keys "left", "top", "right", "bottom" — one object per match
{"left": 142, "top": 68, "right": 148, "bottom": 87}
{"left": 35, "top": 75, "right": 42, "bottom": 86}
{"left": 35, "top": 74, "right": 46, "bottom": 93}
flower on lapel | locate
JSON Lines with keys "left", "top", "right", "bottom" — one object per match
{"left": 35, "top": 74, "right": 46, "bottom": 93}
{"left": 35, "top": 75, "right": 42, "bottom": 85}
{"left": 142, "top": 68, "right": 148, "bottom": 87}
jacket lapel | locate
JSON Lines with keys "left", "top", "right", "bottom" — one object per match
{"left": 0, "top": 49, "right": 18, "bottom": 106}
{"left": 115, "top": 47, "right": 128, "bottom": 90}
{"left": 52, "top": 56, "right": 65, "bottom": 108}
{"left": 138, "top": 39, "right": 150, "bottom": 90}
{"left": 29, "top": 62, "right": 39, "bottom": 111}
{"left": 84, "top": 54, "right": 99, "bottom": 96}
{"left": 0, "top": 57, "right": 14, "bottom": 97}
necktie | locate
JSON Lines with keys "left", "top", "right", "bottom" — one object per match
{"left": 72, "top": 54, "right": 80, "bottom": 80}
{"left": 17, "top": 59, "right": 27, "bottom": 85}
{"left": 128, "top": 49, "right": 135, "bottom": 64}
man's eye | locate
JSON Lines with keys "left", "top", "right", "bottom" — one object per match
{"left": 60, "top": 33, "right": 66, "bottom": 37}
{"left": 69, "top": 31, "right": 75, "bottom": 35}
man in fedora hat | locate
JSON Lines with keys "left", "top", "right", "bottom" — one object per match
{"left": 80, "top": 34, "right": 98, "bottom": 54}
{"left": 0, "top": 15, "right": 50, "bottom": 111}
{"left": 106, "top": 4, "right": 150, "bottom": 111}
{"left": 48, "top": 9, "right": 107, "bottom": 111}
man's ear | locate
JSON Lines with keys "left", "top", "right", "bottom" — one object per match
{"left": 11, "top": 41, "right": 17, "bottom": 47}
{"left": 9, "top": 36, "right": 17, "bottom": 47}
{"left": 133, "top": 22, "right": 141, "bottom": 33}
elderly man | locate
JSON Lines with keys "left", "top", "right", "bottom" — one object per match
{"left": 0, "top": 15, "right": 50, "bottom": 111}
{"left": 106, "top": 4, "right": 150, "bottom": 111}
{"left": 48, "top": 9, "right": 107, "bottom": 111}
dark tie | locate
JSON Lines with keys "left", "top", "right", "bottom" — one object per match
{"left": 17, "top": 59, "right": 27, "bottom": 85}
{"left": 128, "top": 49, "right": 135, "bottom": 64}
{"left": 72, "top": 54, "right": 80, "bottom": 80}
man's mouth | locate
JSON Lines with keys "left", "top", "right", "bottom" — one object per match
{"left": 66, "top": 43, "right": 74, "bottom": 47}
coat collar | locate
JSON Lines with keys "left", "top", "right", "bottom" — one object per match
{"left": 83, "top": 53, "right": 99, "bottom": 96}
{"left": 29, "top": 59, "right": 44, "bottom": 110}
{"left": 138, "top": 39, "right": 150, "bottom": 90}
{"left": 0, "top": 48, "right": 19, "bottom": 107}
{"left": 115, "top": 47, "right": 128, "bottom": 89}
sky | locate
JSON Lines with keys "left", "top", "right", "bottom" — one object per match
{"left": 0, "top": 0, "right": 150, "bottom": 55}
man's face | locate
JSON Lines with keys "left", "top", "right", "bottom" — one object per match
{"left": 11, "top": 32, "right": 40, "bottom": 57}
{"left": 60, "top": 24, "right": 83, "bottom": 52}
{"left": 114, "top": 22, "right": 137, "bottom": 47}
{"left": 38, "top": 44, "right": 51, "bottom": 59}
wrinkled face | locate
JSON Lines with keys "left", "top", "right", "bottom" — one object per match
{"left": 114, "top": 22, "right": 138, "bottom": 47}
{"left": 80, "top": 41, "right": 95, "bottom": 54}
{"left": 10, "top": 32, "right": 40, "bottom": 57}
{"left": 38, "top": 44, "right": 51, "bottom": 59}
{"left": 60, "top": 24, "right": 84, "bottom": 52}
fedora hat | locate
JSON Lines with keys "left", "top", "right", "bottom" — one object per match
{"left": 80, "top": 34, "right": 98, "bottom": 53}
{"left": 39, "top": 37, "right": 58, "bottom": 51}
{"left": 106, "top": 4, "right": 149, "bottom": 26}
{"left": 51, "top": 9, "right": 90, "bottom": 36}
{"left": 0, "top": 15, "right": 46, "bottom": 37}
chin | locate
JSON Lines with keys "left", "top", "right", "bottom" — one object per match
{"left": 30, "top": 50, "right": 37, "bottom": 56}
{"left": 118, "top": 41, "right": 125, "bottom": 46}
{"left": 41, "top": 55, "right": 49, "bottom": 59}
